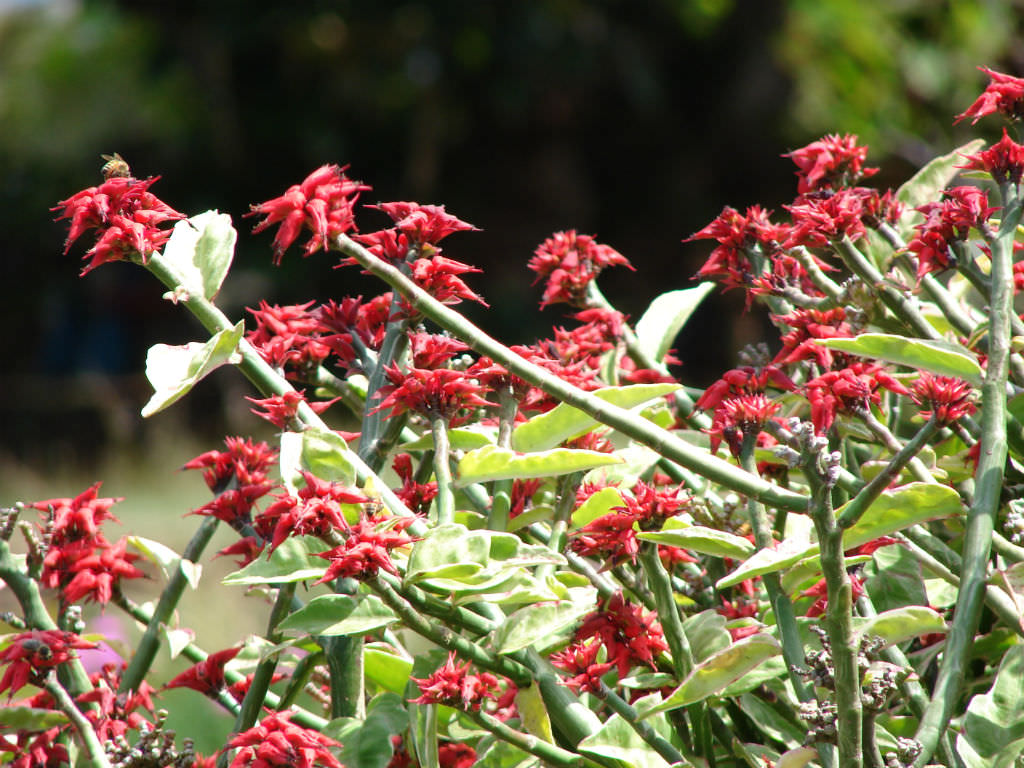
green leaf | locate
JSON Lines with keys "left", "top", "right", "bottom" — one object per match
{"left": 491, "top": 601, "right": 593, "bottom": 654}
{"left": 815, "top": 334, "right": 982, "bottom": 385}
{"left": 325, "top": 693, "right": 409, "bottom": 768}
{"left": 474, "top": 740, "right": 542, "bottom": 768}
{"left": 896, "top": 140, "right": 987, "bottom": 226}
{"left": 644, "top": 634, "right": 782, "bottom": 714}
{"left": 775, "top": 746, "right": 820, "bottom": 768}
{"left": 579, "top": 694, "right": 676, "bottom": 768}
{"left": 511, "top": 383, "right": 681, "bottom": 452}
{"left": 716, "top": 538, "right": 816, "bottom": 590}
{"left": 570, "top": 487, "right": 626, "bottom": 528}
{"left": 222, "top": 535, "right": 329, "bottom": 585}
{"left": 840, "top": 482, "right": 962, "bottom": 551}
{"left": 125, "top": 535, "right": 183, "bottom": 580}
{"left": 863, "top": 543, "right": 928, "bottom": 614}
{"left": 141, "top": 321, "right": 244, "bottom": 417}
{"left": 957, "top": 645, "right": 1024, "bottom": 768}
{"left": 854, "top": 606, "right": 946, "bottom": 648}
{"left": 400, "top": 427, "right": 495, "bottom": 452}
{"left": 0, "top": 706, "right": 69, "bottom": 729}
{"left": 634, "top": 284, "right": 715, "bottom": 362}
{"left": 278, "top": 594, "right": 398, "bottom": 637}
{"left": 364, "top": 643, "right": 414, "bottom": 694}
{"left": 682, "top": 609, "right": 732, "bottom": 663}
{"left": 161, "top": 210, "right": 237, "bottom": 302}
{"left": 638, "top": 518, "right": 756, "bottom": 559}
{"left": 515, "top": 683, "right": 554, "bottom": 744}
{"left": 455, "top": 445, "right": 622, "bottom": 486}
{"left": 283, "top": 427, "right": 355, "bottom": 487}
{"left": 738, "top": 693, "right": 806, "bottom": 745}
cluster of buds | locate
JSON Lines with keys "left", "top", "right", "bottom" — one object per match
{"left": 105, "top": 710, "right": 195, "bottom": 768}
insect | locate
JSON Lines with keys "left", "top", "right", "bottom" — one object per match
{"left": 100, "top": 152, "right": 131, "bottom": 180}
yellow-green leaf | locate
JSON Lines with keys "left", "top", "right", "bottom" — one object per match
{"left": 455, "top": 445, "right": 622, "bottom": 486}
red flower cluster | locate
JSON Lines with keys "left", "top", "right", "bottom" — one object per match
{"left": 247, "top": 164, "right": 369, "bottom": 263}
{"left": 907, "top": 186, "right": 998, "bottom": 280}
{"left": 317, "top": 294, "right": 393, "bottom": 353}
{"left": 372, "top": 365, "right": 491, "bottom": 425}
{"left": 163, "top": 646, "right": 241, "bottom": 696}
{"left": 695, "top": 366, "right": 795, "bottom": 454}
{"left": 245, "top": 390, "right": 339, "bottom": 429}
{"left": 369, "top": 201, "right": 478, "bottom": 250}
{"left": 30, "top": 484, "right": 145, "bottom": 606}
{"left": 687, "top": 206, "right": 789, "bottom": 293}
{"left": 528, "top": 230, "right": 633, "bottom": 307}
{"left": 802, "top": 572, "right": 865, "bottom": 618}
{"left": 573, "top": 592, "right": 668, "bottom": 677}
{"left": 53, "top": 174, "right": 185, "bottom": 274}
{"left": 804, "top": 362, "right": 911, "bottom": 434}
{"left": 185, "top": 437, "right": 278, "bottom": 529}
{"left": 0, "top": 630, "right": 97, "bottom": 697}
{"left": 772, "top": 308, "right": 856, "bottom": 369}
{"left": 910, "top": 373, "right": 977, "bottom": 425}
{"left": 955, "top": 67, "right": 1024, "bottom": 125}
{"left": 784, "top": 134, "right": 878, "bottom": 194}
{"left": 410, "top": 652, "right": 501, "bottom": 711}
{"left": 257, "top": 472, "right": 370, "bottom": 552}
{"left": 392, "top": 453, "right": 438, "bottom": 516}
{"left": 247, "top": 301, "right": 356, "bottom": 377}
{"left": 549, "top": 640, "right": 615, "bottom": 694}
{"left": 227, "top": 711, "right": 343, "bottom": 768}
{"left": 313, "top": 512, "right": 417, "bottom": 583}
{"left": 958, "top": 129, "right": 1024, "bottom": 186}
{"left": 784, "top": 188, "right": 871, "bottom": 249}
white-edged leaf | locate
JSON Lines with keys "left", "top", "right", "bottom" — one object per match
{"left": 141, "top": 321, "right": 244, "bottom": 417}
{"left": 161, "top": 210, "right": 236, "bottom": 302}
{"left": 635, "top": 284, "right": 715, "bottom": 362}
{"left": 126, "top": 535, "right": 182, "bottom": 580}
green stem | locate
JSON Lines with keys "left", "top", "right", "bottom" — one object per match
{"left": 837, "top": 418, "right": 940, "bottom": 530}
{"left": 370, "top": 575, "right": 532, "bottom": 685}
{"left": 806, "top": 474, "right": 862, "bottom": 768}
{"left": 335, "top": 233, "right": 809, "bottom": 513}
{"left": 913, "top": 182, "right": 1021, "bottom": 766}
{"left": 430, "top": 415, "right": 455, "bottom": 525}
{"left": 488, "top": 387, "right": 519, "bottom": 531}
{"left": 597, "top": 682, "right": 688, "bottom": 766}
{"left": 536, "top": 472, "right": 582, "bottom": 582}
{"left": 833, "top": 236, "right": 940, "bottom": 341}
{"left": 466, "top": 708, "right": 606, "bottom": 768}
{"left": 359, "top": 294, "right": 411, "bottom": 472}
{"left": 737, "top": 436, "right": 811, "bottom": 702}
{"left": 638, "top": 543, "right": 692, "bottom": 679}
{"left": 119, "top": 515, "right": 220, "bottom": 694}
{"left": 43, "top": 674, "right": 112, "bottom": 768}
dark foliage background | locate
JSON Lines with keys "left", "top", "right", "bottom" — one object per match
{"left": 2, "top": 0, "right": 1020, "bottom": 468}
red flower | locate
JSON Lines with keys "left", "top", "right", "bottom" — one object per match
{"left": 804, "top": 361, "right": 911, "bottom": 434}
{"left": 784, "top": 188, "right": 870, "bottom": 249}
{"left": 370, "top": 202, "right": 478, "bottom": 247}
{"left": 438, "top": 742, "right": 476, "bottom": 768}
{"left": 772, "top": 308, "right": 855, "bottom": 369}
{"left": 957, "top": 129, "right": 1024, "bottom": 186}
{"left": 58, "top": 537, "right": 145, "bottom": 605}
{"left": 0, "top": 631, "right": 97, "bottom": 697}
{"left": 248, "top": 164, "right": 369, "bottom": 263}
{"left": 569, "top": 512, "right": 640, "bottom": 568}
{"left": 372, "top": 365, "right": 491, "bottom": 425}
{"left": 410, "top": 652, "right": 501, "bottom": 711}
{"left": 226, "top": 672, "right": 286, "bottom": 705}
{"left": 407, "top": 255, "right": 488, "bottom": 309}
{"left": 227, "top": 711, "right": 343, "bottom": 768}
{"left": 246, "top": 390, "right": 339, "bottom": 429}
{"left": 802, "top": 573, "right": 864, "bottom": 617}
{"left": 695, "top": 365, "right": 796, "bottom": 414}
{"left": 574, "top": 592, "right": 668, "bottom": 677}
{"left": 509, "top": 478, "right": 543, "bottom": 518}
{"left": 184, "top": 437, "right": 278, "bottom": 492}
{"left": 246, "top": 301, "right": 355, "bottom": 375}
{"left": 550, "top": 640, "right": 615, "bottom": 694}
{"left": 164, "top": 647, "right": 241, "bottom": 696}
{"left": 215, "top": 537, "right": 266, "bottom": 568}
{"left": 706, "top": 394, "right": 781, "bottom": 456}
{"left": 907, "top": 186, "right": 998, "bottom": 280}
{"left": 528, "top": 230, "right": 633, "bottom": 307}
{"left": 409, "top": 332, "right": 469, "bottom": 369}
{"left": 53, "top": 175, "right": 185, "bottom": 274}
{"left": 955, "top": 66, "right": 1024, "bottom": 125}
{"left": 257, "top": 472, "right": 369, "bottom": 552}
{"left": 910, "top": 374, "right": 977, "bottom": 425}
{"left": 30, "top": 482, "right": 122, "bottom": 547}
{"left": 313, "top": 514, "right": 417, "bottom": 583}
{"left": 784, "top": 134, "right": 877, "bottom": 194}
{"left": 392, "top": 453, "right": 438, "bottom": 516}
{"left": 687, "top": 206, "right": 789, "bottom": 294}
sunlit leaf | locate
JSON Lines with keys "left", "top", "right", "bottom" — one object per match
{"left": 634, "top": 284, "right": 715, "bottom": 362}
{"left": 141, "top": 321, "right": 244, "bottom": 417}
{"left": 815, "top": 334, "right": 982, "bottom": 385}
{"left": 716, "top": 538, "right": 816, "bottom": 590}
{"left": 896, "top": 139, "right": 987, "bottom": 228}
{"left": 456, "top": 445, "right": 622, "bottom": 486}
{"left": 400, "top": 427, "right": 495, "bottom": 452}
{"left": 638, "top": 518, "right": 755, "bottom": 559}
{"left": 957, "top": 645, "right": 1024, "bottom": 768}
{"left": 570, "top": 487, "right": 626, "bottom": 528}
{"left": 278, "top": 594, "right": 397, "bottom": 637}
{"left": 0, "top": 706, "right": 69, "bottom": 729}
{"left": 841, "top": 482, "right": 962, "bottom": 551}
{"left": 854, "top": 606, "right": 947, "bottom": 647}
{"left": 125, "top": 535, "right": 182, "bottom": 580}
{"left": 299, "top": 427, "right": 355, "bottom": 485}
{"left": 325, "top": 693, "right": 408, "bottom": 768}
{"left": 364, "top": 643, "right": 414, "bottom": 695}
{"left": 161, "top": 210, "right": 236, "bottom": 302}
{"left": 491, "top": 601, "right": 593, "bottom": 654}
{"left": 644, "top": 634, "right": 782, "bottom": 714}
{"left": 222, "top": 536, "right": 329, "bottom": 585}
{"left": 579, "top": 694, "right": 676, "bottom": 768}
{"left": 511, "top": 383, "right": 680, "bottom": 452}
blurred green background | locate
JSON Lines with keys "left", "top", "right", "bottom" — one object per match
{"left": 1, "top": 0, "right": 1022, "bottom": 753}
